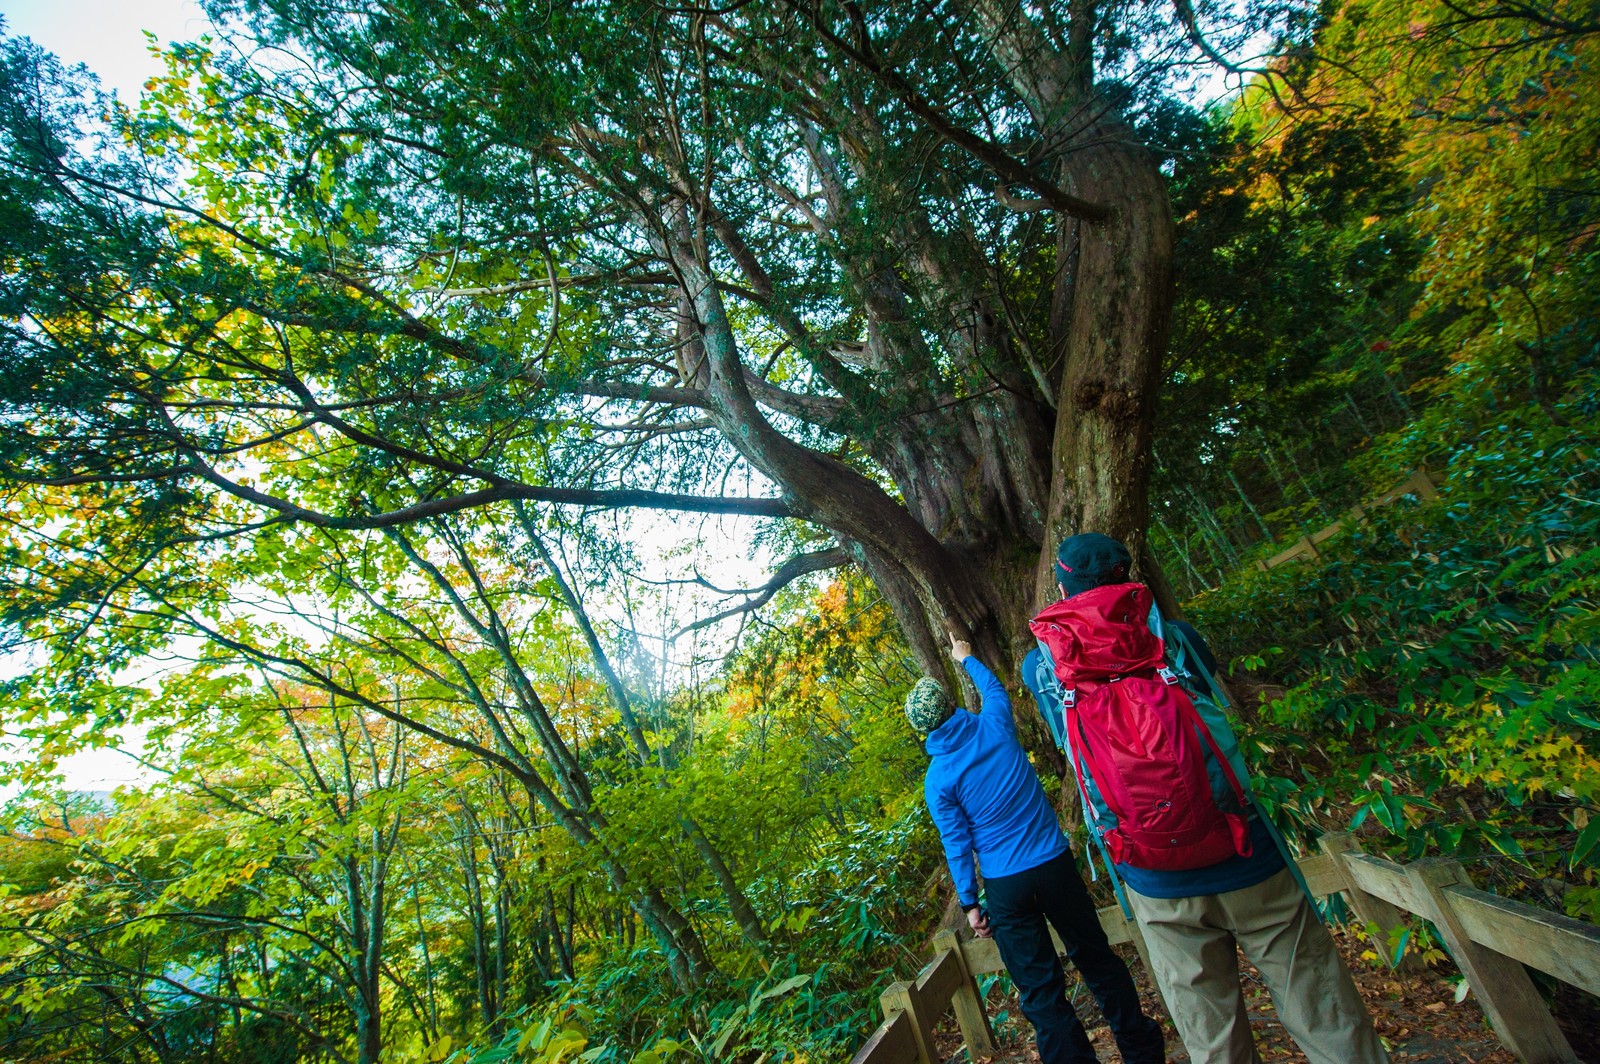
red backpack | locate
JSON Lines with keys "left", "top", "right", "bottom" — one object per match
{"left": 1029, "top": 582, "right": 1252, "bottom": 872}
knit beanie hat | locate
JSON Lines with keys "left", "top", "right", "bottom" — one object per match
{"left": 905, "top": 677, "right": 954, "bottom": 734}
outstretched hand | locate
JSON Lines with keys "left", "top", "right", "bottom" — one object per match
{"left": 948, "top": 631, "right": 972, "bottom": 664}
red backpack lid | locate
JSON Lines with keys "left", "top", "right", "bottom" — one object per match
{"left": 1029, "top": 582, "right": 1165, "bottom": 681}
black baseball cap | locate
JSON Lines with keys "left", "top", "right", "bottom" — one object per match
{"left": 1055, "top": 532, "right": 1131, "bottom": 596}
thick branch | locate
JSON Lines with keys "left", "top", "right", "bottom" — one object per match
{"left": 674, "top": 546, "right": 849, "bottom": 636}
{"left": 741, "top": 370, "right": 849, "bottom": 424}
{"left": 996, "top": 183, "right": 1055, "bottom": 212}
{"left": 177, "top": 452, "right": 793, "bottom": 528}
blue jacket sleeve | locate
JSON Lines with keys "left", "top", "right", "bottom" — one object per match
{"left": 961, "top": 655, "right": 1013, "bottom": 734}
{"left": 926, "top": 775, "right": 980, "bottom": 906}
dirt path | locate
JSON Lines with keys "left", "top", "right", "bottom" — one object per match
{"left": 926, "top": 927, "right": 1534, "bottom": 1063}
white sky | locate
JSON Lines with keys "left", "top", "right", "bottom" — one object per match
{"left": 0, "top": 0, "right": 210, "bottom": 102}
{"left": 0, "top": 0, "right": 788, "bottom": 796}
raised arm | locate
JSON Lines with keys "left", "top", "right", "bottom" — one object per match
{"left": 949, "top": 631, "right": 1013, "bottom": 730}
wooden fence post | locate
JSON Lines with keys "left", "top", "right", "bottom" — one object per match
{"left": 1320, "top": 833, "right": 1421, "bottom": 972}
{"left": 933, "top": 930, "right": 998, "bottom": 1058}
{"left": 879, "top": 981, "right": 935, "bottom": 1064}
{"left": 1406, "top": 858, "right": 1576, "bottom": 1064}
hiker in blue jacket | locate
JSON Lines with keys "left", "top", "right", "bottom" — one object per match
{"left": 1023, "top": 533, "right": 1388, "bottom": 1064}
{"left": 909, "top": 631, "right": 1165, "bottom": 1064}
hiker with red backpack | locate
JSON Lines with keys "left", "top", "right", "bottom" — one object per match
{"left": 908, "top": 632, "right": 1166, "bottom": 1064}
{"left": 1024, "top": 532, "right": 1388, "bottom": 1064}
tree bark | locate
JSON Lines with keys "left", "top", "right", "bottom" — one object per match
{"left": 682, "top": 816, "right": 771, "bottom": 952}
{"left": 1035, "top": 136, "right": 1175, "bottom": 611}
{"left": 687, "top": 2, "right": 1179, "bottom": 754}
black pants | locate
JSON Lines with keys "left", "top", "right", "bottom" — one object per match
{"left": 985, "top": 850, "right": 1165, "bottom": 1064}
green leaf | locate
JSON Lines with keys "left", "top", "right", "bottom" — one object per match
{"left": 709, "top": 1006, "right": 745, "bottom": 1059}
{"left": 1439, "top": 675, "right": 1475, "bottom": 706}
{"left": 754, "top": 972, "right": 813, "bottom": 1004}
{"left": 1570, "top": 815, "right": 1600, "bottom": 870}
{"left": 1389, "top": 927, "right": 1412, "bottom": 968}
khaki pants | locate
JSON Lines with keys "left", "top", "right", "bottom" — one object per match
{"left": 1127, "top": 868, "right": 1389, "bottom": 1064}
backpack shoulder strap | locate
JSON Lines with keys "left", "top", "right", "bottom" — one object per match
{"left": 1148, "top": 601, "right": 1231, "bottom": 708}
{"left": 1029, "top": 641, "right": 1071, "bottom": 751}
{"left": 1171, "top": 688, "right": 1249, "bottom": 807}
{"left": 1031, "top": 639, "right": 1134, "bottom": 904}
{"left": 1146, "top": 602, "right": 1257, "bottom": 799}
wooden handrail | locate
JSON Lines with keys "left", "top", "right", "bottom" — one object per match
{"left": 850, "top": 1010, "right": 916, "bottom": 1064}
{"left": 851, "top": 831, "right": 1591, "bottom": 1064}
{"left": 1255, "top": 467, "right": 1438, "bottom": 572}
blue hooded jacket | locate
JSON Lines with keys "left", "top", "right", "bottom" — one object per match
{"left": 924, "top": 656, "right": 1068, "bottom": 906}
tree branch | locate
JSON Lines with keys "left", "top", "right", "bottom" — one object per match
{"left": 740, "top": 370, "right": 850, "bottom": 424}
{"left": 785, "top": 0, "right": 1111, "bottom": 221}
{"left": 674, "top": 546, "right": 849, "bottom": 636}
{"left": 173, "top": 445, "right": 793, "bottom": 527}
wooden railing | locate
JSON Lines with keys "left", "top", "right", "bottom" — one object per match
{"left": 850, "top": 831, "right": 1599, "bottom": 1064}
{"left": 1256, "top": 467, "right": 1438, "bottom": 571}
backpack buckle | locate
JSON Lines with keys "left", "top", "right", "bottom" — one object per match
{"left": 1158, "top": 666, "right": 1179, "bottom": 686}
{"left": 1062, "top": 688, "right": 1076, "bottom": 708}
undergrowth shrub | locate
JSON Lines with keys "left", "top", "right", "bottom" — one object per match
{"left": 1189, "top": 397, "right": 1600, "bottom": 916}
{"left": 456, "top": 810, "right": 945, "bottom": 1064}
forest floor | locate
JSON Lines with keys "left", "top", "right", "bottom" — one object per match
{"left": 922, "top": 925, "right": 1561, "bottom": 1063}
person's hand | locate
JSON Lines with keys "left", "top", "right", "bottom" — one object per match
{"left": 966, "top": 906, "right": 993, "bottom": 939}
{"left": 948, "top": 631, "right": 972, "bottom": 664}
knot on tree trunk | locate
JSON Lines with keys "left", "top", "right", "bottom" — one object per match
{"left": 1071, "top": 377, "right": 1142, "bottom": 421}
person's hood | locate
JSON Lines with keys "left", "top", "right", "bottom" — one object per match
{"left": 924, "top": 705, "right": 978, "bottom": 757}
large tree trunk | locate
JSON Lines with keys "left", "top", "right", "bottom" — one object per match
{"left": 811, "top": 46, "right": 1174, "bottom": 752}
{"left": 1037, "top": 136, "right": 1177, "bottom": 616}
{"left": 720, "top": 3, "right": 1178, "bottom": 724}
